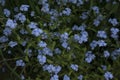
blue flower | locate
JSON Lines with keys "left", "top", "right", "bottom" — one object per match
{"left": 53, "top": 66, "right": 62, "bottom": 74}
{"left": 16, "top": 59, "right": 25, "bottom": 67}
{"left": 110, "top": 27, "right": 119, "bottom": 39}
{"left": 52, "top": 32, "right": 60, "bottom": 38}
{"left": 112, "top": 1, "right": 117, "bottom": 4}
{"left": 63, "top": 75, "right": 70, "bottom": 80}
{"left": 43, "top": 64, "right": 61, "bottom": 74}
{"left": 38, "top": 41, "right": 47, "bottom": 47}
{"left": 92, "top": 6, "right": 100, "bottom": 14}
{"left": 21, "top": 41, "right": 27, "bottom": 46}
{"left": 16, "top": 60, "right": 25, "bottom": 67}
{"left": 93, "top": 19, "right": 100, "bottom": 27}
{"left": 6, "top": 19, "right": 17, "bottom": 29}
{"left": 104, "top": 71, "right": 113, "bottom": 80}
{"left": 38, "top": 49, "right": 43, "bottom": 55}
{"left": 8, "top": 50, "right": 11, "bottom": 54}
{"left": 38, "top": 0, "right": 47, "bottom": 5}
{"left": 41, "top": 32, "right": 48, "bottom": 39}
{"left": 62, "top": 41, "right": 68, "bottom": 49}
{"left": 49, "top": 9, "right": 59, "bottom": 16}
{"left": 30, "top": 11, "right": 35, "bottom": 17}
{"left": 24, "top": 49, "right": 32, "bottom": 57}
{"left": 111, "top": 34, "right": 119, "bottom": 40}
{"left": 60, "top": 32, "right": 69, "bottom": 42}
{"left": 21, "top": 74, "right": 25, "bottom": 80}
{"left": 54, "top": 48, "right": 61, "bottom": 54}
{"left": 70, "top": 64, "right": 78, "bottom": 71}
{"left": 43, "top": 65, "right": 61, "bottom": 74}
{"left": 3, "top": 28, "right": 12, "bottom": 36}
{"left": 110, "top": 27, "right": 119, "bottom": 34}
{"left": 97, "top": 40, "right": 107, "bottom": 47}
{"left": 85, "top": 51, "right": 95, "bottom": 63}
{"left": 90, "top": 40, "right": 98, "bottom": 50}
{"left": 73, "top": 31, "right": 88, "bottom": 44}
{"left": 0, "top": 0, "right": 5, "bottom": 6}
{"left": 97, "top": 30, "right": 107, "bottom": 39}
{"left": 104, "top": 50, "right": 110, "bottom": 58}
{"left": 28, "top": 22, "right": 37, "bottom": 29}
{"left": 77, "top": 0, "right": 84, "bottom": 6}
{"left": 20, "top": 29, "right": 28, "bottom": 34}
{"left": 8, "top": 41, "right": 18, "bottom": 48}
{"left": 50, "top": 16, "right": 57, "bottom": 21}
{"left": 108, "top": 18, "right": 118, "bottom": 26}
{"left": 0, "top": 36, "right": 8, "bottom": 43}
{"left": 14, "top": 7, "right": 19, "bottom": 12}
{"left": 4, "top": 9, "right": 10, "bottom": 17}
{"left": 50, "top": 74, "right": 59, "bottom": 80}
{"left": 61, "top": 0, "right": 68, "bottom": 5}
{"left": 80, "top": 11, "right": 88, "bottom": 20}
{"left": 101, "top": 65, "right": 107, "bottom": 71}
{"left": 111, "top": 48, "right": 120, "bottom": 60}
{"left": 37, "top": 55, "right": 46, "bottom": 65}
{"left": 96, "top": 14, "right": 103, "bottom": 21}
{"left": 72, "top": 25, "right": 79, "bottom": 31}
{"left": 14, "top": 13, "right": 26, "bottom": 23}
{"left": 78, "top": 75, "right": 83, "bottom": 80}
{"left": 78, "top": 31, "right": 88, "bottom": 44}
{"left": 42, "top": 47, "right": 53, "bottom": 56}
{"left": 78, "top": 24, "right": 87, "bottom": 31}
{"left": 55, "top": 0, "right": 61, "bottom": 5}
{"left": 69, "top": 0, "right": 77, "bottom": 4}
{"left": 32, "top": 28, "right": 43, "bottom": 37}
{"left": 74, "top": 34, "right": 80, "bottom": 41}
{"left": 20, "top": 4, "right": 29, "bottom": 11}
{"left": 106, "top": 0, "right": 110, "bottom": 2}
{"left": 41, "top": 3, "right": 50, "bottom": 13}
{"left": 81, "top": 31, "right": 88, "bottom": 38}
{"left": 43, "top": 64, "right": 53, "bottom": 73}
{"left": 62, "top": 8, "right": 71, "bottom": 16}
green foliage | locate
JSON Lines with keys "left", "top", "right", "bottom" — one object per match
{"left": 0, "top": 0, "right": 120, "bottom": 80}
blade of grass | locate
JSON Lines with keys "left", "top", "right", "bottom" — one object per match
{"left": 0, "top": 49, "right": 21, "bottom": 79}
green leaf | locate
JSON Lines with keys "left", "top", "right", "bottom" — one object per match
{"left": 25, "top": 56, "right": 29, "bottom": 62}
{"left": 36, "top": 77, "right": 40, "bottom": 80}
{"left": 110, "top": 3, "right": 119, "bottom": 14}
{"left": 47, "top": 59, "right": 53, "bottom": 64}
{"left": 105, "top": 3, "right": 112, "bottom": 10}
{"left": 51, "top": 41, "right": 56, "bottom": 50}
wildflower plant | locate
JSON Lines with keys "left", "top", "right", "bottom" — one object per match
{"left": 0, "top": 0, "right": 120, "bottom": 80}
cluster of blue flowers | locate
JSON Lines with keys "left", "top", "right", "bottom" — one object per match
{"left": 0, "top": 0, "right": 120, "bottom": 80}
